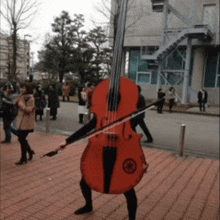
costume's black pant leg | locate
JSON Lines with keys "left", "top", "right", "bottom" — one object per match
{"left": 80, "top": 178, "right": 92, "bottom": 206}
{"left": 139, "top": 119, "right": 153, "bottom": 140}
{"left": 124, "top": 188, "right": 137, "bottom": 220}
{"left": 131, "top": 118, "right": 138, "bottom": 132}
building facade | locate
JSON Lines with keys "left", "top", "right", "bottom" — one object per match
{"left": 0, "top": 33, "right": 31, "bottom": 81}
{"left": 110, "top": 0, "right": 219, "bottom": 105}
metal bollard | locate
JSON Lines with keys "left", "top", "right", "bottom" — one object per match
{"left": 179, "top": 124, "right": 186, "bottom": 157}
{"left": 45, "top": 108, "right": 50, "bottom": 134}
{"left": 84, "top": 112, "right": 88, "bottom": 124}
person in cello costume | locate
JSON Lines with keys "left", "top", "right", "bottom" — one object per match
{"left": 59, "top": 87, "right": 139, "bottom": 220}
{"left": 57, "top": 1, "right": 146, "bottom": 219}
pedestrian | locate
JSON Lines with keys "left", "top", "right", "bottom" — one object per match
{"left": 62, "top": 82, "right": 70, "bottom": 101}
{"left": 78, "top": 87, "right": 86, "bottom": 124}
{"left": 48, "top": 84, "right": 60, "bottom": 120}
{"left": 167, "top": 87, "right": 175, "bottom": 112}
{"left": 85, "top": 83, "right": 94, "bottom": 121}
{"left": 0, "top": 83, "right": 18, "bottom": 143}
{"left": 14, "top": 83, "right": 36, "bottom": 165}
{"left": 13, "top": 82, "right": 22, "bottom": 94}
{"left": 34, "top": 85, "right": 47, "bottom": 121}
{"left": 0, "top": 87, "right": 4, "bottom": 117}
{"left": 157, "top": 88, "right": 166, "bottom": 114}
{"left": 131, "top": 85, "right": 153, "bottom": 143}
{"left": 198, "top": 87, "right": 208, "bottom": 112}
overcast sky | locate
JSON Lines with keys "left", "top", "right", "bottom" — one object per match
{"left": 1, "top": 0, "right": 110, "bottom": 62}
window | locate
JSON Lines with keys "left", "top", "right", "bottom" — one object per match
{"left": 203, "top": 5, "right": 216, "bottom": 31}
{"left": 136, "top": 72, "right": 151, "bottom": 84}
{"left": 16, "top": 56, "right": 22, "bottom": 63}
{"left": 160, "top": 71, "right": 184, "bottom": 86}
{"left": 128, "top": 48, "right": 192, "bottom": 86}
{"left": 204, "top": 49, "right": 218, "bottom": 87}
{"left": 166, "top": 49, "right": 186, "bottom": 70}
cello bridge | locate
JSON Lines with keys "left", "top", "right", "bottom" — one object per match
{"left": 104, "top": 132, "right": 119, "bottom": 140}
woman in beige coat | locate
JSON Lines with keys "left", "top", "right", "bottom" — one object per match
{"left": 14, "top": 83, "right": 36, "bottom": 165}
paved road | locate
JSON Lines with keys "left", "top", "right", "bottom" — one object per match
{"left": 35, "top": 102, "right": 219, "bottom": 160}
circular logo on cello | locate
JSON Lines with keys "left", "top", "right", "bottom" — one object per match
{"left": 123, "top": 158, "right": 137, "bottom": 174}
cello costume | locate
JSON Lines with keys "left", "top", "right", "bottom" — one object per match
{"left": 60, "top": 1, "right": 147, "bottom": 219}
{"left": 65, "top": 115, "right": 137, "bottom": 220}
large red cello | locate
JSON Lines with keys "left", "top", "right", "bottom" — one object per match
{"left": 80, "top": 0, "right": 148, "bottom": 194}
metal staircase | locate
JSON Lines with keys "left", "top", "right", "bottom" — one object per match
{"left": 141, "top": 24, "right": 214, "bottom": 61}
{"left": 140, "top": 0, "right": 217, "bottom": 104}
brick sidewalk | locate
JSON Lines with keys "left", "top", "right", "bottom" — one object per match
{"left": 0, "top": 131, "right": 219, "bottom": 220}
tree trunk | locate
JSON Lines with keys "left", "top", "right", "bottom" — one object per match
{"left": 11, "top": 26, "right": 17, "bottom": 81}
{"left": 59, "top": 72, "right": 63, "bottom": 82}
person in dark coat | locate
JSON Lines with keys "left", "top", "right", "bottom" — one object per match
{"left": 0, "top": 87, "right": 4, "bottom": 117}
{"left": 78, "top": 86, "right": 86, "bottom": 124}
{"left": 198, "top": 87, "right": 208, "bottom": 112}
{"left": 131, "top": 85, "right": 153, "bottom": 143}
{"left": 1, "top": 83, "right": 18, "bottom": 143}
{"left": 157, "top": 88, "right": 166, "bottom": 114}
{"left": 48, "top": 84, "right": 60, "bottom": 120}
{"left": 34, "top": 85, "right": 46, "bottom": 121}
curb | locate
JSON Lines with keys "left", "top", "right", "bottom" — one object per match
{"left": 150, "top": 108, "right": 219, "bottom": 117}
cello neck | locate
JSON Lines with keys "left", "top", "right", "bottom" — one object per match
{"left": 108, "top": 0, "right": 129, "bottom": 111}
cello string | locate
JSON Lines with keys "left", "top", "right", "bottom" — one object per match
{"left": 104, "top": 0, "right": 127, "bottom": 148}
{"left": 113, "top": 0, "right": 126, "bottom": 137}
{"left": 112, "top": 0, "right": 127, "bottom": 145}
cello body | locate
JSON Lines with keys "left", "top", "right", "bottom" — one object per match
{"left": 80, "top": 77, "right": 148, "bottom": 194}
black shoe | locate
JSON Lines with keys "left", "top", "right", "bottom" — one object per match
{"left": 74, "top": 205, "right": 93, "bottom": 215}
{"left": 15, "top": 159, "right": 27, "bottom": 165}
{"left": 50, "top": 117, "right": 57, "bottom": 120}
{"left": 28, "top": 150, "right": 35, "bottom": 161}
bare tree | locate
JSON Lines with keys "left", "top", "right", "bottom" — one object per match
{"left": 0, "top": 0, "right": 38, "bottom": 81}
